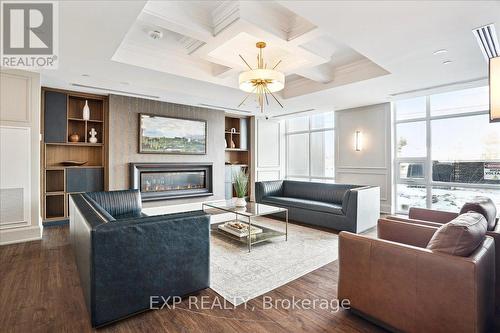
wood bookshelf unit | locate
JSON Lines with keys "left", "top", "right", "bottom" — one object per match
{"left": 224, "top": 115, "right": 252, "bottom": 199}
{"left": 41, "top": 87, "right": 108, "bottom": 225}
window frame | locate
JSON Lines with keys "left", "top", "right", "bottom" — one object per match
{"left": 285, "top": 113, "right": 335, "bottom": 182}
{"left": 393, "top": 91, "right": 500, "bottom": 214}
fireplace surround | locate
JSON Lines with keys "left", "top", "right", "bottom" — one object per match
{"left": 130, "top": 163, "right": 213, "bottom": 201}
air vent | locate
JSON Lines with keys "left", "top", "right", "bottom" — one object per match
{"left": 271, "top": 109, "right": 316, "bottom": 118}
{"left": 198, "top": 103, "right": 253, "bottom": 114}
{"left": 71, "top": 83, "right": 160, "bottom": 99}
{"left": 390, "top": 77, "right": 486, "bottom": 97}
{"left": 473, "top": 24, "right": 500, "bottom": 60}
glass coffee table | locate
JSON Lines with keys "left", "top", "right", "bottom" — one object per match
{"left": 202, "top": 201, "right": 288, "bottom": 252}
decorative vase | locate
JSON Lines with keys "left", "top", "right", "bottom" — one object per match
{"left": 88, "top": 128, "right": 98, "bottom": 143}
{"left": 69, "top": 132, "right": 80, "bottom": 142}
{"left": 235, "top": 197, "right": 246, "bottom": 207}
{"left": 224, "top": 138, "right": 227, "bottom": 148}
{"left": 230, "top": 139, "right": 236, "bottom": 149}
{"left": 82, "top": 100, "right": 90, "bottom": 120}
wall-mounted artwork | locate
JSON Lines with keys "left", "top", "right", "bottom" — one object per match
{"left": 139, "top": 114, "right": 207, "bottom": 154}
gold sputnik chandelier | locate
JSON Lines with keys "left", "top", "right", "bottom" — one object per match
{"left": 238, "top": 42, "right": 284, "bottom": 113}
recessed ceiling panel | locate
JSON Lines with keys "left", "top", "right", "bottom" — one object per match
{"left": 111, "top": 0, "right": 390, "bottom": 98}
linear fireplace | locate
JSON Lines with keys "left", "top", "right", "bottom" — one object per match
{"left": 130, "top": 163, "right": 213, "bottom": 201}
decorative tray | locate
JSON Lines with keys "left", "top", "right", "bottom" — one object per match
{"left": 60, "top": 160, "right": 88, "bottom": 166}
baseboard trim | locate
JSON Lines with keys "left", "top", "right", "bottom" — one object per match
{"left": 43, "top": 219, "right": 69, "bottom": 227}
{"left": 0, "top": 225, "right": 42, "bottom": 245}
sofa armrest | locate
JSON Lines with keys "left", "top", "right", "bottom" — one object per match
{"left": 377, "top": 218, "right": 438, "bottom": 248}
{"left": 255, "top": 180, "right": 283, "bottom": 202}
{"left": 343, "top": 186, "right": 380, "bottom": 233}
{"left": 338, "top": 232, "right": 495, "bottom": 332}
{"left": 90, "top": 213, "right": 210, "bottom": 326}
{"left": 408, "top": 207, "right": 458, "bottom": 223}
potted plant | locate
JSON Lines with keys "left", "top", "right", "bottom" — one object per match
{"left": 233, "top": 169, "right": 249, "bottom": 207}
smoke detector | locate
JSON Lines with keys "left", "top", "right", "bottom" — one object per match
{"left": 148, "top": 30, "right": 163, "bottom": 40}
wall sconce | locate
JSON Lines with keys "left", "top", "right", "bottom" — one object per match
{"left": 490, "top": 57, "right": 500, "bottom": 122}
{"left": 354, "top": 130, "right": 363, "bottom": 151}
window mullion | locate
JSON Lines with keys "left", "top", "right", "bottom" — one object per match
{"left": 307, "top": 116, "right": 312, "bottom": 181}
{"left": 425, "top": 95, "right": 432, "bottom": 209}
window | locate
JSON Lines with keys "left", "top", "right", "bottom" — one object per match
{"left": 395, "top": 121, "right": 426, "bottom": 158}
{"left": 430, "top": 86, "right": 489, "bottom": 117}
{"left": 310, "top": 131, "right": 334, "bottom": 177}
{"left": 394, "top": 86, "right": 500, "bottom": 213}
{"left": 287, "top": 133, "right": 309, "bottom": 176}
{"left": 395, "top": 96, "right": 426, "bottom": 121}
{"left": 431, "top": 114, "right": 500, "bottom": 162}
{"left": 286, "top": 112, "right": 335, "bottom": 182}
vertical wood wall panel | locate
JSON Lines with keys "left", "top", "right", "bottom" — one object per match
{"left": 108, "top": 95, "right": 225, "bottom": 207}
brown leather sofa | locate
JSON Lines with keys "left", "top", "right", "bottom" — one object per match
{"left": 338, "top": 218, "right": 495, "bottom": 333}
{"left": 391, "top": 202, "right": 500, "bottom": 314}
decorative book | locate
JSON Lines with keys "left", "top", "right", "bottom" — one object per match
{"left": 218, "top": 222, "right": 262, "bottom": 237}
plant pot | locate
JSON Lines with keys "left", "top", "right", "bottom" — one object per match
{"left": 234, "top": 197, "right": 246, "bottom": 207}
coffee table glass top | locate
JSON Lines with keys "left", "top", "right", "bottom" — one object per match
{"left": 202, "top": 200, "right": 286, "bottom": 217}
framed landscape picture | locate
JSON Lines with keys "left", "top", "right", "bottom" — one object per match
{"left": 139, "top": 114, "right": 207, "bottom": 154}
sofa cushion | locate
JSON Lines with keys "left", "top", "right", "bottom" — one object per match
{"left": 459, "top": 197, "right": 497, "bottom": 231}
{"left": 262, "top": 196, "right": 344, "bottom": 215}
{"left": 426, "top": 212, "right": 487, "bottom": 256}
{"left": 282, "top": 181, "right": 358, "bottom": 204}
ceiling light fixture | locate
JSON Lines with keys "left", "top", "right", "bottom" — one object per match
{"left": 490, "top": 56, "right": 500, "bottom": 122}
{"left": 433, "top": 49, "right": 448, "bottom": 55}
{"left": 238, "top": 42, "right": 284, "bottom": 113}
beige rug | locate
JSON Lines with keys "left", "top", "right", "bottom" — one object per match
{"left": 210, "top": 217, "right": 339, "bottom": 305}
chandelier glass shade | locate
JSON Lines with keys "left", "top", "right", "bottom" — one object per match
{"left": 239, "top": 69, "right": 285, "bottom": 93}
{"left": 237, "top": 41, "right": 284, "bottom": 112}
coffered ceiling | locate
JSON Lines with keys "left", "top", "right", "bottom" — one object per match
{"left": 39, "top": 1, "right": 500, "bottom": 116}
{"left": 111, "top": 0, "right": 389, "bottom": 101}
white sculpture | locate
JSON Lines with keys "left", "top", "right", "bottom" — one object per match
{"left": 89, "top": 128, "right": 98, "bottom": 143}
{"left": 82, "top": 100, "right": 90, "bottom": 120}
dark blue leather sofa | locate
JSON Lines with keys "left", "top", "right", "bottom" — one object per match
{"left": 255, "top": 180, "right": 380, "bottom": 233}
{"left": 69, "top": 190, "right": 210, "bottom": 327}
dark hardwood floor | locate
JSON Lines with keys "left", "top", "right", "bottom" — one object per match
{"left": 0, "top": 225, "right": 383, "bottom": 333}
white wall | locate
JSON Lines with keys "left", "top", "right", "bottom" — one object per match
{"left": 335, "top": 103, "right": 392, "bottom": 213}
{"left": 250, "top": 117, "right": 285, "bottom": 200}
{"left": 0, "top": 69, "right": 42, "bottom": 245}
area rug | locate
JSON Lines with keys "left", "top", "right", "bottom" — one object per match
{"left": 210, "top": 217, "right": 339, "bottom": 305}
